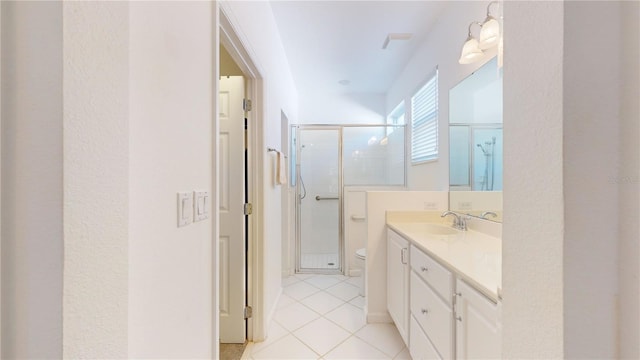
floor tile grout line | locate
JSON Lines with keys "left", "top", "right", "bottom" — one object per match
{"left": 258, "top": 275, "right": 402, "bottom": 360}
{"left": 282, "top": 287, "right": 363, "bottom": 342}
{"left": 253, "top": 278, "right": 409, "bottom": 359}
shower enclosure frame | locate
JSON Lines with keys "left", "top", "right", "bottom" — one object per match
{"left": 449, "top": 123, "right": 502, "bottom": 191}
{"left": 294, "top": 125, "right": 344, "bottom": 274}
{"left": 292, "top": 123, "right": 408, "bottom": 275}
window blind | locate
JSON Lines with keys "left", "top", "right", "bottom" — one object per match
{"left": 411, "top": 69, "right": 439, "bottom": 163}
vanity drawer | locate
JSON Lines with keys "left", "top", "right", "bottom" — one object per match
{"left": 410, "top": 315, "right": 441, "bottom": 360}
{"left": 411, "top": 271, "right": 453, "bottom": 359}
{"left": 410, "top": 245, "right": 452, "bottom": 301}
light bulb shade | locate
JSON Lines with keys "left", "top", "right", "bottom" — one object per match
{"left": 458, "top": 37, "right": 484, "bottom": 64}
{"left": 479, "top": 17, "right": 500, "bottom": 50}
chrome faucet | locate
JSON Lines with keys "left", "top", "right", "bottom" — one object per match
{"left": 480, "top": 211, "right": 498, "bottom": 219}
{"left": 441, "top": 211, "right": 467, "bottom": 231}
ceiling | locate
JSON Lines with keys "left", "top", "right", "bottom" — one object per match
{"left": 270, "top": 1, "right": 448, "bottom": 96}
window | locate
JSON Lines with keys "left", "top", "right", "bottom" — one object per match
{"left": 411, "top": 68, "right": 439, "bottom": 164}
{"left": 386, "top": 101, "right": 405, "bottom": 136}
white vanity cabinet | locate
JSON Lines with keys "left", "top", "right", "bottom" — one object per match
{"left": 386, "top": 225, "right": 502, "bottom": 360}
{"left": 455, "top": 279, "right": 501, "bottom": 359}
{"left": 387, "top": 229, "right": 409, "bottom": 344}
{"left": 409, "top": 245, "right": 454, "bottom": 359}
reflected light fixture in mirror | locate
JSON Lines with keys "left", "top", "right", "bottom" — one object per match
{"left": 459, "top": 22, "right": 484, "bottom": 64}
{"left": 479, "top": 2, "right": 501, "bottom": 50}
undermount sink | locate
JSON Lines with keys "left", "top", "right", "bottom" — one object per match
{"left": 422, "top": 223, "right": 460, "bottom": 236}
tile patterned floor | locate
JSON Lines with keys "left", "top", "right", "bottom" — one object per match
{"left": 242, "top": 274, "right": 411, "bottom": 360}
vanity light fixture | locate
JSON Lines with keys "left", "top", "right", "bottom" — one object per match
{"left": 479, "top": 1, "right": 501, "bottom": 50}
{"left": 458, "top": 22, "right": 484, "bottom": 65}
{"left": 459, "top": 1, "right": 503, "bottom": 65}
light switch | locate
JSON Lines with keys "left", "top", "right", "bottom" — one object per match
{"left": 178, "top": 192, "right": 193, "bottom": 227}
{"left": 194, "top": 191, "right": 210, "bottom": 222}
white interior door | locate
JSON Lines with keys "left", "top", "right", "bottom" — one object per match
{"left": 219, "top": 76, "right": 246, "bottom": 343}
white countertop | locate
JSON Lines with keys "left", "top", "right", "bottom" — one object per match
{"left": 387, "top": 220, "right": 502, "bottom": 302}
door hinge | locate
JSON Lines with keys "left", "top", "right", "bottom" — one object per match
{"left": 244, "top": 305, "right": 253, "bottom": 319}
{"left": 244, "top": 203, "right": 253, "bottom": 215}
{"left": 243, "top": 99, "right": 252, "bottom": 112}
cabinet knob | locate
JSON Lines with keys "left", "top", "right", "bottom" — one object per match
{"left": 421, "top": 308, "right": 429, "bottom": 315}
{"left": 456, "top": 315, "right": 462, "bottom": 322}
{"left": 453, "top": 291, "right": 462, "bottom": 297}
{"left": 420, "top": 266, "right": 428, "bottom": 272}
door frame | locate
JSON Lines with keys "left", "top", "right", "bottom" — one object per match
{"left": 219, "top": 7, "right": 265, "bottom": 343}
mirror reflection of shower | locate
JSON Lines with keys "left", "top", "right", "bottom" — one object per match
{"left": 477, "top": 136, "right": 496, "bottom": 191}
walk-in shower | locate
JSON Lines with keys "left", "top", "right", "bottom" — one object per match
{"left": 292, "top": 124, "right": 406, "bottom": 274}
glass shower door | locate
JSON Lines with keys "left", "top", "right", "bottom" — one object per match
{"left": 297, "top": 127, "right": 342, "bottom": 272}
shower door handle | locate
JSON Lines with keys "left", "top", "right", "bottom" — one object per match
{"left": 315, "top": 195, "right": 339, "bottom": 201}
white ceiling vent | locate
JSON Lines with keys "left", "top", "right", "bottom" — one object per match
{"left": 382, "top": 33, "right": 413, "bottom": 49}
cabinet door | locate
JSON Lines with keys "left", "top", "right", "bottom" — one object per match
{"left": 387, "top": 229, "right": 409, "bottom": 344}
{"left": 410, "top": 315, "right": 442, "bottom": 360}
{"left": 455, "top": 279, "right": 501, "bottom": 359}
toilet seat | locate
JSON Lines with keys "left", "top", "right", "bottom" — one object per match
{"left": 355, "top": 248, "right": 366, "bottom": 260}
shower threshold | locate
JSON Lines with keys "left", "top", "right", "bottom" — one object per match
{"left": 298, "top": 253, "right": 342, "bottom": 274}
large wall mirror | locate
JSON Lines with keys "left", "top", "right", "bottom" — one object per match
{"left": 449, "top": 57, "right": 503, "bottom": 222}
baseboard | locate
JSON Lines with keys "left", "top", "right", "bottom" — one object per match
{"left": 349, "top": 269, "right": 362, "bottom": 277}
{"left": 262, "top": 287, "right": 283, "bottom": 342}
{"left": 282, "top": 268, "right": 294, "bottom": 278}
{"left": 366, "top": 311, "right": 392, "bottom": 323}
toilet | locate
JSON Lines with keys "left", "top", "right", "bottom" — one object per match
{"left": 354, "top": 248, "right": 367, "bottom": 296}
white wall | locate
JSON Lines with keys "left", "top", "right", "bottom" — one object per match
{"left": 386, "top": 1, "right": 496, "bottom": 192}
{"left": 504, "top": 2, "right": 634, "bottom": 357}
{"left": 5, "top": 2, "right": 219, "bottom": 357}
{"left": 502, "top": 2, "right": 565, "bottom": 358}
{"left": 562, "top": 2, "right": 620, "bottom": 357}
{"left": 299, "top": 92, "right": 385, "bottom": 124}
{"left": 618, "top": 2, "right": 640, "bottom": 358}
{"left": 0, "top": 3, "right": 3, "bottom": 354}
{"left": 220, "top": 0, "right": 299, "bottom": 339}
{"left": 128, "top": 2, "right": 215, "bottom": 358}
{"left": 62, "top": 2, "right": 129, "bottom": 357}
{"left": 1, "top": 2, "right": 64, "bottom": 358}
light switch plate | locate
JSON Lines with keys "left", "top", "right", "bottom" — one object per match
{"left": 194, "top": 191, "right": 210, "bottom": 222}
{"left": 178, "top": 192, "right": 193, "bottom": 227}
{"left": 458, "top": 201, "right": 473, "bottom": 210}
{"left": 424, "top": 201, "right": 437, "bottom": 210}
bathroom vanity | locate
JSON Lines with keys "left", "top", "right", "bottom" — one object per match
{"left": 386, "top": 214, "right": 501, "bottom": 359}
